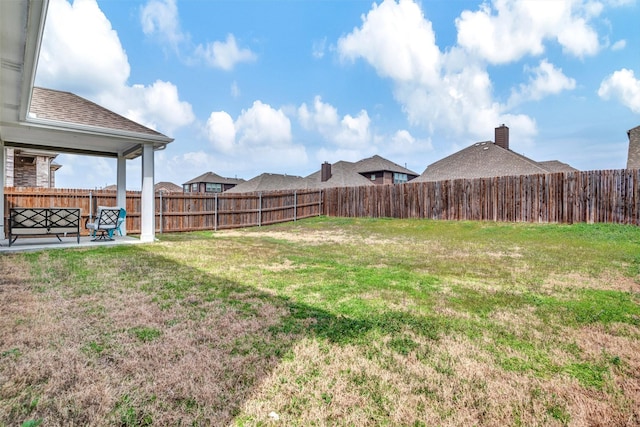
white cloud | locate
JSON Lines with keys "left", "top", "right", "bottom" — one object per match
{"left": 36, "top": 0, "right": 194, "bottom": 137}
{"left": 140, "top": 0, "right": 186, "bottom": 51}
{"left": 385, "top": 130, "right": 433, "bottom": 155}
{"left": 194, "top": 34, "right": 257, "bottom": 71}
{"left": 556, "top": 16, "right": 600, "bottom": 57}
{"left": 510, "top": 59, "right": 576, "bottom": 105}
{"left": 37, "top": 0, "right": 129, "bottom": 95}
{"left": 312, "top": 37, "right": 327, "bottom": 59}
{"left": 206, "top": 111, "right": 236, "bottom": 153}
{"left": 235, "top": 101, "right": 292, "bottom": 147}
{"left": 299, "top": 96, "right": 340, "bottom": 132}
{"left": 455, "top": 0, "right": 600, "bottom": 64}
{"left": 338, "top": 0, "right": 441, "bottom": 86}
{"left": 126, "top": 81, "right": 195, "bottom": 134}
{"left": 298, "top": 96, "right": 371, "bottom": 148}
{"left": 140, "top": 0, "right": 256, "bottom": 71}
{"left": 611, "top": 39, "right": 626, "bottom": 51}
{"left": 335, "top": 111, "right": 371, "bottom": 148}
{"left": 337, "top": 0, "right": 541, "bottom": 143}
{"left": 598, "top": 68, "right": 640, "bottom": 113}
{"left": 204, "top": 101, "right": 307, "bottom": 173}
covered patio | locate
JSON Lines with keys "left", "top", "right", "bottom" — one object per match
{"left": 0, "top": 0, "right": 173, "bottom": 245}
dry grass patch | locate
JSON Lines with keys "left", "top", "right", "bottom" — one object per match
{"left": 239, "top": 332, "right": 635, "bottom": 426}
{"left": 1, "top": 217, "right": 639, "bottom": 426}
{"left": 0, "top": 249, "right": 296, "bottom": 426}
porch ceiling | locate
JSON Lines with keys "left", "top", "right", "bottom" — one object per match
{"left": 0, "top": 0, "right": 172, "bottom": 160}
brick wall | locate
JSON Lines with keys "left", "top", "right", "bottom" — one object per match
{"left": 5, "top": 149, "right": 56, "bottom": 188}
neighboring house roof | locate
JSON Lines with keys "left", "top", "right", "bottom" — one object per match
{"left": 537, "top": 160, "right": 579, "bottom": 173}
{"left": 30, "top": 87, "right": 165, "bottom": 137}
{"left": 416, "top": 141, "right": 577, "bottom": 182}
{"left": 225, "top": 173, "right": 307, "bottom": 193}
{"left": 305, "top": 160, "right": 375, "bottom": 189}
{"left": 229, "top": 155, "right": 414, "bottom": 193}
{"left": 627, "top": 125, "right": 640, "bottom": 169}
{"left": 183, "top": 171, "right": 245, "bottom": 186}
{"left": 354, "top": 154, "right": 418, "bottom": 176}
{"left": 155, "top": 182, "right": 182, "bottom": 193}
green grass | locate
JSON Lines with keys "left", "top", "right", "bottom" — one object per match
{"left": 1, "top": 217, "right": 639, "bottom": 426}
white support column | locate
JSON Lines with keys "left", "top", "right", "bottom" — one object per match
{"left": 140, "top": 143, "right": 155, "bottom": 242}
{"left": 0, "top": 140, "right": 5, "bottom": 240}
{"left": 116, "top": 154, "right": 127, "bottom": 236}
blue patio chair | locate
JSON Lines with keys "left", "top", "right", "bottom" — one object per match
{"left": 114, "top": 208, "right": 126, "bottom": 236}
{"left": 85, "top": 207, "right": 121, "bottom": 241}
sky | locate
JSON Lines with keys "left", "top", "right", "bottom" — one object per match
{"left": 34, "top": 0, "right": 640, "bottom": 190}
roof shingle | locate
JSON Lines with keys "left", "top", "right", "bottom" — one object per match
{"left": 30, "top": 87, "right": 164, "bottom": 137}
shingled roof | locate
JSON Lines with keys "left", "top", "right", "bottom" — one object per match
{"left": 537, "top": 160, "right": 579, "bottom": 173}
{"left": 415, "top": 141, "right": 577, "bottom": 182}
{"left": 225, "top": 173, "right": 307, "bottom": 193}
{"left": 183, "top": 171, "right": 245, "bottom": 186}
{"left": 354, "top": 155, "right": 418, "bottom": 176}
{"left": 155, "top": 181, "right": 183, "bottom": 193}
{"left": 305, "top": 160, "right": 376, "bottom": 189}
{"left": 30, "top": 87, "right": 164, "bottom": 137}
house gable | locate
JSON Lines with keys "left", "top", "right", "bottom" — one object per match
{"left": 183, "top": 171, "right": 245, "bottom": 193}
{"left": 353, "top": 155, "right": 419, "bottom": 184}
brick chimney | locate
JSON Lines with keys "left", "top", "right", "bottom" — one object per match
{"left": 321, "top": 161, "right": 332, "bottom": 182}
{"left": 495, "top": 124, "right": 509, "bottom": 150}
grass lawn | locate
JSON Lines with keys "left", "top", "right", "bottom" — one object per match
{"left": 1, "top": 216, "right": 639, "bottom": 426}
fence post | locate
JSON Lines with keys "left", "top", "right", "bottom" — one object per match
{"left": 318, "top": 190, "right": 322, "bottom": 216}
{"left": 159, "top": 190, "right": 163, "bottom": 234}
{"left": 258, "top": 192, "right": 262, "bottom": 227}
{"left": 294, "top": 190, "right": 297, "bottom": 221}
{"left": 214, "top": 193, "right": 218, "bottom": 231}
{"left": 89, "top": 191, "right": 93, "bottom": 221}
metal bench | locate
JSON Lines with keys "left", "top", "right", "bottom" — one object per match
{"left": 9, "top": 208, "right": 81, "bottom": 246}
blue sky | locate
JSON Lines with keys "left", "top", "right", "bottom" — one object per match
{"left": 35, "top": 0, "right": 640, "bottom": 190}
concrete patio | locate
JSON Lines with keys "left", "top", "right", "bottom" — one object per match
{"left": 0, "top": 235, "right": 145, "bottom": 253}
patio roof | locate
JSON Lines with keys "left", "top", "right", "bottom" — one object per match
{"left": 0, "top": 0, "right": 172, "bottom": 160}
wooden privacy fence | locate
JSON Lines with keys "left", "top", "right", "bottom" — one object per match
{"left": 155, "top": 190, "right": 323, "bottom": 232}
{"left": 3, "top": 169, "right": 640, "bottom": 237}
{"left": 324, "top": 169, "right": 640, "bottom": 225}
{"left": 3, "top": 188, "right": 324, "bottom": 236}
